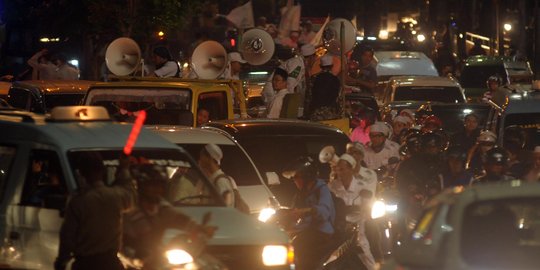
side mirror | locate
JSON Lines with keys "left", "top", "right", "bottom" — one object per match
{"left": 266, "top": 172, "right": 281, "bottom": 185}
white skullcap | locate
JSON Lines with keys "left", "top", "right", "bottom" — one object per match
{"left": 228, "top": 52, "right": 247, "bottom": 64}
{"left": 204, "top": 144, "right": 223, "bottom": 165}
{"left": 320, "top": 54, "right": 333, "bottom": 67}
{"left": 368, "top": 121, "right": 390, "bottom": 136}
{"left": 339, "top": 154, "right": 357, "bottom": 168}
{"left": 477, "top": 130, "right": 497, "bottom": 143}
{"left": 346, "top": 142, "right": 365, "bottom": 155}
{"left": 393, "top": 115, "right": 411, "bottom": 125}
{"left": 301, "top": 44, "right": 316, "bottom": 56}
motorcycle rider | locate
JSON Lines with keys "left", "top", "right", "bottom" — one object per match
{"left": 123, "top": 165, "right": 212, "bottom": 268}
{"left": 466, "top": 130, "right": 497, "bottom": 177}
{"left": 364, "top": 122, "right": 400, "bottom": 170}
{"left": 282, "top": 156, "right": 335, "bottom": 270}
{"left": 471, "top": 147, "right": 515, "bottom": 185}
{"left": 441, "top": 146, "right": 474, "bottom": 188}
{"left": 330, "top": 150, "right": 379, "bottom": 270}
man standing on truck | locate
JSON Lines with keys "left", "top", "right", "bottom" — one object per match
{"left": 482, "top": 75, "right": 510, "bottom": 106}
{"left": 266, "top": 68, "right": 290, "bottom": 118}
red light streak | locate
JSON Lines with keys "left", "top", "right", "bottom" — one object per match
{"left": 123, "top": 110, "right": 147, "bottom": 155}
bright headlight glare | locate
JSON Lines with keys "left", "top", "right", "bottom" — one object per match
{"left": 165, "top": 249, "right": 193, "bottom": 265}
{"left": 262, "top": 245, "right": 288, "bottom": 266}
{"left": 258, "top": 208, "right": 276, "bottom": 222}
{"left": 371, "top": 200, "right": 387, "bottom": 219}
{"left": 386, "top": 204, "right": 398, "bottom": 213}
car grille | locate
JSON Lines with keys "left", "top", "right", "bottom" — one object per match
{"left": 205, "top": 245, "right": 292, "bottom": 270}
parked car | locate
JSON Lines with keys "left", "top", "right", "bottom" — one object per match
{"left": 7, "top": 80, "right": 95, "bottom": 113}
{"left": 0, "top": 106, "right": 293, "bottom": 270}
{"left": 459, "top": 55, "right": 534, "bottom": 101}
{"left": 150, "top": 126, "right": 280, "bottom": 218}
{"left": 385, "top": 181, "right": 540, "bottom": 270}
{"left": 204, "top": 119, "right": 351, "bottom": 207}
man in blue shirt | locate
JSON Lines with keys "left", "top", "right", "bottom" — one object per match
{"left": 282, "top": 156, "right": 335, "bottom": 270}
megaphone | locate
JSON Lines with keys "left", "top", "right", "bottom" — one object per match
{"left": 319, "top": 145, "right": 339, "bottom": 165}
{"left": 105, "top": 37, "right": 142, "bottom": 76}
{"left": 240, "top": 29, "right": 275, "bottom": 65}
{"left": 191, "top": 41, "right": 228, "bottom": 79}
{"left": 323, "top": 18, "right": 357, "bottom": 55}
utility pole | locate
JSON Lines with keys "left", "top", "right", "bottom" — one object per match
{"left": 535, "top": 0, "right": 540, "bottom": 78}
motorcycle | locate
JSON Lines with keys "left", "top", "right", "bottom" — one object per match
{"left": 120, "top": 213, "right": 228, "bottom": 270}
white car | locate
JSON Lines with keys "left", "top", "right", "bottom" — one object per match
{"left": 151, "top": 126, "right": 280, "bottom": 218}
{"left": 381, "top": 75, "right": 466, "bottom": 106}
{"left": 374, "top": 51, "right": 439, "bottom": 84}
{"left": 385, "top": 181, "right": 540, "bottom": 270}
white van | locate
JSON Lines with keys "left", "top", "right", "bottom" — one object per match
{"left": 150, "top": 126, "right": 280, "bottom": 219}
{"left": 374, "top": 51, "right": 439, "bottom": 83}
{"left": 0, "top": 106, "right": 292, "bottom": 270}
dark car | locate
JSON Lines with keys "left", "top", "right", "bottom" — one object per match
{"left": 204, "top": 119, "right": 351, "bottom": 207}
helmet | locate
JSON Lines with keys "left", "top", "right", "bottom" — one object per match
{"left": 402, "top": 131, "right": 422, "bottom": 155}
{"left": 483, "top": 147, "right": 509, "bottom": 165}
{"left": 282, "top": 156, "right": 317, "bottom": 181}
{"left": 477, "top": 130, "right": 497, "bottom": 143}
{"left": 422, "top": 115, "right": 442, "bottom": 129}
{"left": 420, "top": 132, "right": 445, "bottom": 153}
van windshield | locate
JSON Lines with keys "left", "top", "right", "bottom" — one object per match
{"left": 394, "top": 87, "right": 464, "bottom": 103}
{"left": 460, "top": 65, "right": 507, "bottom": 88}
{"left": 67, "top": 149, "right": 222, "bottom": 206}
{"left": 85, "top": 88, "right": 193, "bottom": 125}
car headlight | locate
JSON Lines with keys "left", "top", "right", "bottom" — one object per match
{"left": 262, "top": 245, "right": 290, "bottom": 266}
{"left": 165, "top": 248, "right": 193, "bottom": 265}
{"left": 258, "top": 208, "right": 276, "bottom": 222}
{"left": 371, "top": 200, "right": 387, "bottom": 219}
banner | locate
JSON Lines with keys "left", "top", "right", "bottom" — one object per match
{"left": 226, "top": 1, "right": 254, "bottom": 29}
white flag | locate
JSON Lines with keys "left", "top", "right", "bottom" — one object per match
{"left": 226, "top": 1, "right": 254, "bottom": 29}
{"left": 310, "top": 16, "right": 330, "bottom": 46}
{"left": 278, "top": 0, "right": 301, "bottom": 40}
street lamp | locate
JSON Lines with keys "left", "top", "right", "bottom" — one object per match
{"left": 503, "top": 23, "right": 512, "bottom": 32}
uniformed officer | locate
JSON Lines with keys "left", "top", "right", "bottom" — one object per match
{"left": 364, "top": 122, "right": 400, "bottom": 170}
{"left": 471, "top": 147, "right": 515, "bottom": 185}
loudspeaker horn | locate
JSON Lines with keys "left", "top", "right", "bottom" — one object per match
{"left": 319, "top": 145, "right": 339, "bottom": 165}
{"left": 240, "top": 29, "right": 275, "bottom": 65}
{"left": 105, "top": 37, "right": 142, "bottom": 76}
{"left": 323, "top": 18, "right": 357, "bottom": 55}
{"left": 191, "top": 41, "right": 228, "bottom": 79}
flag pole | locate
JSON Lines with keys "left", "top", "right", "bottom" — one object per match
{"left": 340, "top": 21, "right": 346, "bottom": 118}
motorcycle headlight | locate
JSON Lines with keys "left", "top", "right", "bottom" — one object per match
{"left": 371, "top": 200, "right": 387, "bottom": 219}
{"left": 258, "top": 208, "right": 277, "bottom": 222}
{"left": 165, "top": 249, "right": 193, "bottom": 265}
{"left": 262, "top": 245, "right": 290, "bottom": 266}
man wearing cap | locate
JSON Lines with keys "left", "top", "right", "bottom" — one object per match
{"left": 266, "top": 68, "right": 290, "bottom": 118}
{"left": 471, "top": 148, "right": 514, "bottom": 185}
{"left": 198, "top": 144, "right": 236, "bottom": 207}
{"left": 391, "top": 116, "right": 412, "bottom": 144}
{"left": 364, "top": 122, "right": 400, "bottom": 170}
{"left": 309, "top": 53, "right": 340, "bottom": 119}
{"left": 467, "top": 130, "right": 497, "bottom": 177}
{"left": 151, "top": 46, "right": 181, "bottom": 78}
{"left": 329, "top": 153, "right": 377, "bottom": 270}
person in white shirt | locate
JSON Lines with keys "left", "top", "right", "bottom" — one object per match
{"left": 329, "top": 154, "right": 377, "bottom": 270}
{"left": 224, "top": 52, "right": 246, "bottom": 80}
{"left": 266, "top": 68, "right": 289, "bottom": 118}
{"left": 151, "top": 46, "right": 180, "bottom": 78}
{"left": 364, "top": 122, "right": 400, "bottom": 170}
{"left": 27, "top": 49, "right": 57, "bottom": 80}
{"left": 53, "top": 54, "right": 79, "bottom": 80}
{"left": 197, "top": 144, "right": 236, "bottom": 207}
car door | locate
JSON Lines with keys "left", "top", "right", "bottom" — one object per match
{"left": 6, "top": 148, "right": 68, "bottom": 269}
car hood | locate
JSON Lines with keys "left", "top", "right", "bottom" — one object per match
{"left": 169, "top": 206, "right": 289, "bottom": 246}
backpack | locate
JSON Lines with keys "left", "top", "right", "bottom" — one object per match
{"left": 215, "top": 174, "right": 250, "bottom": 214}
{"left": 316, "top": 185, "right": 347, "bottom": 236}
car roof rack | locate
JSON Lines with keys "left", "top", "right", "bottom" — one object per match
{"left": 0, "top": 109, "right": 42, "bottom": 123}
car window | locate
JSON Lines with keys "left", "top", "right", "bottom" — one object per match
{"left": 503, "top": 114, "right": 540, "bottom": 151}
{"left": 198, "top": 91, "right": 228, "bottom": 121}
{"left": 86, "top": 88, "right": 193, "bottom": 125}
{"left": 460, "top": 65, "right": 507, "bottom": 88}
{"left": 461, "top": 198, "right": 540, "bottom": 269}
{"left": 21, "top": 150, "right": 68, "bottom": 209}
{"left": 394, "top": 87, "right": 464, "bottom": 103}
{"left": 179, "top": 144, "right": 261, "bottom": 187}
{"left": 8, "top": 88, "right": 32, "bottom": 111}
{"left": 0, "top": 146, "right": 16, "bottom": 202}
{"left": 67, "top": 149, "right": 221, "bottom": 206}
